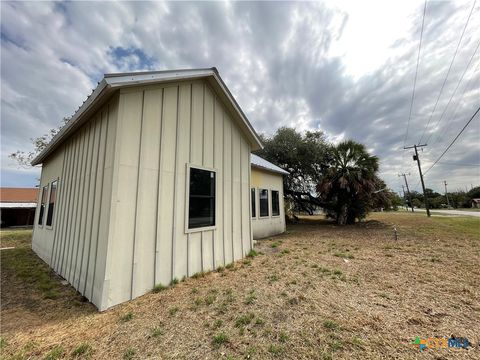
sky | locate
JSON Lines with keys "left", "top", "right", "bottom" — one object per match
{"left": 1, "top": 0, "right": 479, "bottom": 194}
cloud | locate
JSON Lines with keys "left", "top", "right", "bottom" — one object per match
{"left": 1, "top": 1, "right": 479, "bottom": 193}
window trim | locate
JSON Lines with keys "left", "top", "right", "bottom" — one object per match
{"left": 251, "top": 187, "right": 257, "bottom": 219}
{"left": 185, "top": 163, "right": 217, "bottom": 233}
{"left": 45, "top": 179, "right": 59, "bottom": 229}
{"left": 38, "top": 184, "right": 49, "bottom": 227}
{"left": 271, "top": 189, "right": 281, "bottom": 218}
{"left": 258, "top": 188, "right": 270, "bottom": 218}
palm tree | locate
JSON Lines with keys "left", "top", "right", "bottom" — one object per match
{"left": 317, "top": 140, "right": 379, "bottom": 224}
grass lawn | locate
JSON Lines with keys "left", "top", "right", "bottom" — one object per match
{"left": 1, "top": 213, "right": 479, "bottom": 359}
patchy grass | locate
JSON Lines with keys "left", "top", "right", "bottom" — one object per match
{"left": 1, "top": 213, "right": 479, "bottom": 359}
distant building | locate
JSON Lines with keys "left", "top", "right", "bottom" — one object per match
{"left": 0, "top": 187, "right": 38, "bottom": 227}
{"left": 472, "top": 198, "right": 480, "bottom": 208}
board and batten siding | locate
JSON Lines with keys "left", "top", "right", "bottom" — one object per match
{"left": 32, "top": 95, "right": 119, "bottom": 307}
{"left": 103, "top": 80, "right": 252, "bottom": 309}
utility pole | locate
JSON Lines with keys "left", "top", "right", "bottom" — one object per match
{"left": 401, "top": 185, "right": 408, "bottom": 211}
{"left": 398, "top": 173, "right": 414, "bottom": 212}
{"left": 404, "top": 144, "right": 430, "bottom": 217}
{"left": 444, "top": 180, "right": 450, "bottom": 208}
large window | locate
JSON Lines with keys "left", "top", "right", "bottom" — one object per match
{"left": 251, "top": 188, "right": 256, "bottom": 218}
{"left": 272, "top": 190, "right": 280, "bottom": 216}
{"left": 188, "top": 167, "right": 216, "bottom": 229}
{"left": 38, "top": 185, "right": 48, "bottom": 225}
{"left": 259, "top": 189, "right": 269, "bottom": 217}
{"left": 46, "top": 180, "right": 58, "bottom": 227}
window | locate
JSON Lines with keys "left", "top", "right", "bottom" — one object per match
{"left": 38, "top": 185, "right": 48, "bottom": 225}
{"left": 251, "top": 188, "right": 256, "bottom": 218}
{"left": 259, "top": 189, "right": 269, "bottom": 217}
{"left": 188, "top": 167, "right": 216, "bottom": 229}
{"left": 46, "top": 180, "right": 58, "bottom": 227}
{"left": 272, "top": 190, "right": 280, "bottom": 216}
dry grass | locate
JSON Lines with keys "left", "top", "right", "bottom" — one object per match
{"left": 1, "top": 213, "right": 479, "bottom": 359}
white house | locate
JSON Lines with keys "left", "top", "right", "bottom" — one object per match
{"left": 31, "top": 68, "right": 287, "bottom": 311}
{"left": 250, "top": 155, "right": 288, "bottom": 239}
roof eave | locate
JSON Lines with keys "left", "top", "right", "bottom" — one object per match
{"left": 251, "top": 164, "right": 289, "bottom": 175}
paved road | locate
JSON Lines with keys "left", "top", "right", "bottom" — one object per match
{"left": 413, "top": 208, "right": 480, "bottom": 218}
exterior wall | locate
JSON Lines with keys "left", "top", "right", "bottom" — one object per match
{"left": 103, "top": 80, "right": 252, "bottom": 309}
{"left": 251, "top": 167, "right": 286, "bottom": 239}
{"left": 32, "top": 95, "right": 118, "bottom": 307}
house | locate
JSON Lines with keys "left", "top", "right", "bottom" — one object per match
{"left": 0, "top": 187, "right": 38, "bottom": 227}
{"left": 30, "top": 68, "right": 283, "bottom": 310}
{"left": 472, "top": 198, "right": 480, "bottom": 208}
{"left": 250, "top": 154, "right": 288, "bottom": 239}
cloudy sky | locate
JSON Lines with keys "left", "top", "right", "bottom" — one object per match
{"left": 1, "top": 0, "right": 479, "bottom": 194}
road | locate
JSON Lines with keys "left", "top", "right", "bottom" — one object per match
{"left": 412, "top": 208, "right": 480, "bottom": 218}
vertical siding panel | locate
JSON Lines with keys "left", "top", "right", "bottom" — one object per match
{"left": 188, "top": 82, "right": 204, "bottom": 275}
{"left": 67, "top": 127, "right": 87, "bottom": 284}
{"left": 91, "top": 110, "right": 111, "bottom": 305}
{"left": 231, "top": 124, "right": 242, "bottom": 260}
{"left": 241, "top": 139, "right": 251, "bottom": 254}
{"left": 73, "top": 123, "right": 93, "bottom": 288}
{"left": 80, "top": 117, "right": 101, "bottom": 294}
{"left": 132, "top": 88, "right": 162, "bottom": 297}
{"left": 60, "top": 133, "right": 80, "bottom": 276}
{"left": 52, "top": 142, "right": 71, "bottom": 271}
{"left": 213, "top": 96, "right": 224, "bottom": 267}
{"left": 248, "top": 151, "right": 253, "bottom": 250}
{"left": 203, "top": 86, "right": 214, "bottom": 271}
{"left": 107, "top": 92, "right": 143, "bottom": 304}
{"left": 223, "top": 113, "right": 233, "bottom": 264}
{"left": 173, "top": 84, "right": 191, "bottom": 279}
{"left": 157, "top": 86, "right": 177, "bottom": 284}
{"left": 49, "top": 144, "right": 67, "bottom": 266}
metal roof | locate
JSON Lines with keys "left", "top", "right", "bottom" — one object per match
{"left": 0, "top": 188, "right": 38, "bottom": 203}
{"left": 250, "top": 154, "right": 289, "bottom": 175}
{"left": 32, "top": 67, "right": 263, "bottom": 165}
{"left": 0, "top": 202, "right": 37, "bottom": 208}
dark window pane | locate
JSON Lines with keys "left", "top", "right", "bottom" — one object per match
{"left": 272, "top": 190, "right": 280, "bottom": 216}
{"left": 189, "top": 167, "right": 215, "bottom": 229}
{"left": 46, "top": 180, "right": 58, "bottom": 226}
{"left": 38, "top": 185, "right": 48, "bottom": 225}
{"left": 259, "top": 189, "right": 269, "bottom": 217}
{"left": 251, "top": 188, "right": 256, "bottom": 218}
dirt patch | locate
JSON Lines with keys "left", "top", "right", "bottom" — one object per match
{"left": 1, "top": 213, "right": 479, "bottom": 359}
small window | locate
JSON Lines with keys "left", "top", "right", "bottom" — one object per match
{"left": 251, "top": 188, "right": 256, "bottom": 218}
{"left": 259, "top": 189, "right": 269, "bottom": 217}
{"left": 46, "top": 180, "right": 58, "bottom": 227}
{"left": 38, "top": 185, "right": 48, "bottom": 225}
{"left": 188, "top": 167, "right": 216, "bottom": 229}
{"left": 272, "top": 190, "right": 280, "bottom": 216}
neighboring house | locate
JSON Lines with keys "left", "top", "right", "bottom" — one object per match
{"left": 472, "top": 198, "right": 480, "bottom": 208}
{"left": 31, "top": 68, "right": 265, "bottom": 311}
{"left": 0, "top": 188, "right": 38, "bottom": 227}
{"left": 250, "top": 154, "right": 288, "bottom": 239}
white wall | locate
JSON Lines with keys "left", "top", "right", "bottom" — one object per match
{"left": 32, "top": 95, "right": 118, "bottom": 307}
{"left": 251, "top": 167, "right": 286, "bottom": 239}
{"left": 103, "top": 80, "right": 253, "bottom": 309}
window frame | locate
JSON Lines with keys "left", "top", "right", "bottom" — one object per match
{"left": 259, "top": 188, "right": 270, "bottom": 218}
{"left": 38, "top": 184, "right": 49, "bottom": 227}
{"left": 271, "top": 189, "right": 280, "bottom": 217}
{"left": 45, "top": 179, "right": 58, "bottom": 229}
{"left": 185, "top": 164, "right": 217, "bottom": 233}
{"left": 251, "top": 188, "right": 257, "bottom": 219}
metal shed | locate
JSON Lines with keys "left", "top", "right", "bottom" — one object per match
{"left": 31, "top": 68, "right": 263, "bottom": 310}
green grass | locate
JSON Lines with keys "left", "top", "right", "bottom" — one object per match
{"left": 123, "top": 348, "right": 136, "bottom": 360}
{"left": 151, "top": 326, "right": 164, "bottom": 337}
{"left": 212, "top": 333, "right": 229, "bottom": 347}
{"left": 247, "top": 249, "right": 258, "bottom": 258}
{"left": 323, "top": 320, "right": 339, "bottom": 330}
{"left": 119, "top": 312, "right": 134, "bottom": 323}
{"left": 333, "top": 252, "right": 354, "bottom": 259}
{"left": 0, "top": 228, "right": 32, "bottom": 248}
{"left": 152, "top": 284, "right": 167, "bottom": 293}
{"left": 72, "top": 343, "right": 93, "bottom": 358}
{"left": 268, "top": 344, "right": 285, "bottom": 356}
{"left": 43, "top": 346, "right": 64, "bottom": 360}
{"left": 235, "top": 313, "right": 255, "bottom": 327}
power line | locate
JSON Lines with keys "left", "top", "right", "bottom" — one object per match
{"left": 424, "top": 106, "right": 480, "bottom": 175}
{"left": 404, "top": 0, "right": 428, "bottom": 148}
{"left": 437, "top": 161, "right": 480, "bottom": 167}
{"left": 424, "top": 39, "right": 480, "bottom": 145}
{"left": 418, "top": 0, "right": 477, "bottom": 144}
